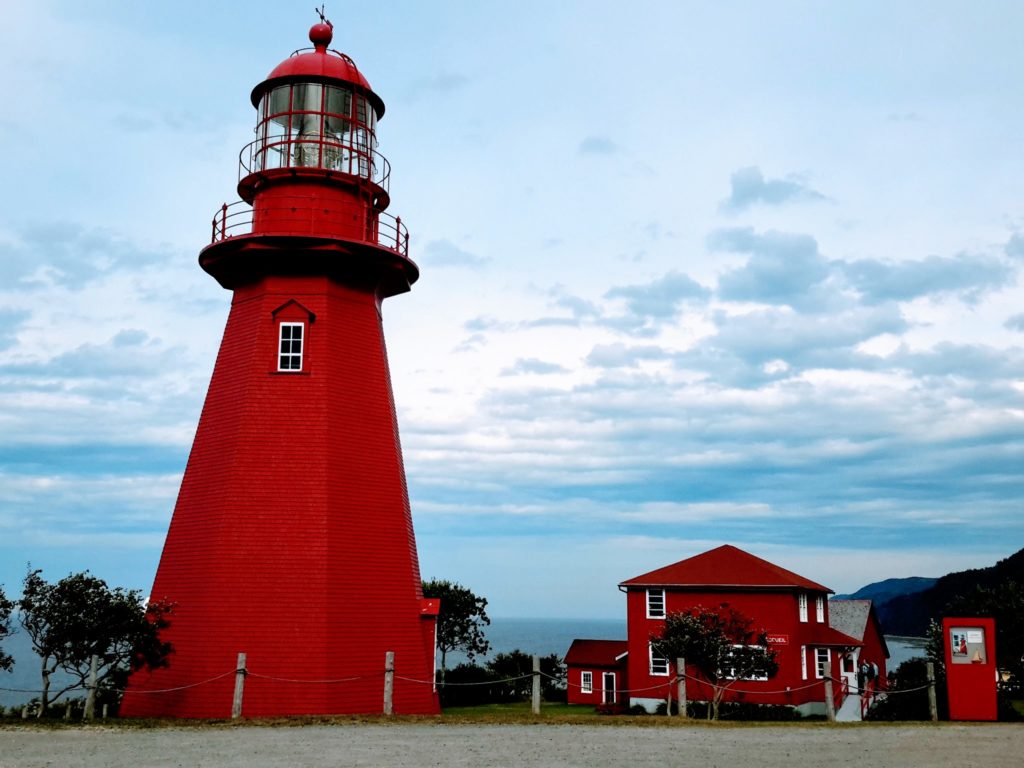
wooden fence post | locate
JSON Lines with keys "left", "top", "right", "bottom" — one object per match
{"left": 102, "top": 703, "right": 109, "bottom": 720}
{"left": 665, "top": 672, "right": 673, "bottom": 716}
{"left": 383, "top": 651, "right": 395, "bottom": 715}
{"left": 676, "top": 658, "right": 687, "bottom": 718}
{"left": 83, "top": 654, "right": 98, "bottom": 720}
{"left": 823, "top": 677, "right": 836, "bottom": 722}
{"left": 231, "top": 652, "right": 247, "bottom": 720}
{"left": 926, "top": 662, "right": 938, "bottom": 722}
{"left": 21, "top": 705, "right": 28, "bottom": 719}
{"left": 531, "top": 655, "right": 541, "bottom": 715}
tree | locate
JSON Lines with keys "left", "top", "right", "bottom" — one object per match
{"left": 19, "top": 569, "right": 173, "bottom": 717}
{"left": 422, "top": 579, "right": 490, "bottom": 681}
{"left": 485, "top": 650, "right": 565, "bottom": 701}
{"left": 655, "top": 604, "right": 779, "bottom": 720}
{"left": 0, "top": 584, "right": 14, "bottom": 672}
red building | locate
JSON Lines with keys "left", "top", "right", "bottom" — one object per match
{"left": 122, "top": 18, "right": 439, "bottom": 717}
{"left": 567, "top": 545, "right": 888, "bottom": 717}
{"left": 564, "top": 640, "right": 628, "bottom": 710}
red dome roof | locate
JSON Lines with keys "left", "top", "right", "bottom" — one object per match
{"left": 250, "top": 23, "right": 384, "bottom": 117}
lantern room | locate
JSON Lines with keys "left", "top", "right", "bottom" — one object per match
{"left": 201, "top": 18, "right": 416, "bottom": 297}
{"left": 240, "top": 21, "right": 387, "bottom": 195}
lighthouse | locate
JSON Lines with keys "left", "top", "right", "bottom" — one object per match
{"left": 122, "top": 17, "right": 439, "bottom": 717}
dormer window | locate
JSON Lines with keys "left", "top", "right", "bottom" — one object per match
{"left": 278, "top": 322, "right": 304, "bottom": 371}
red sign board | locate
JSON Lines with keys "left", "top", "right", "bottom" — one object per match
{"left": 766, "top": 633, "right": 789, "bottom": 646}
{"left": 943, "top": 616, "right": 997, "bottom": 721}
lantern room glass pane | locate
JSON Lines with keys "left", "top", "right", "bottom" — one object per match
{"left": 325, "top": 85, "right": 352, "bottom": 117}
{"left": 265, "top": 86, "right": 291, "bottom": 118}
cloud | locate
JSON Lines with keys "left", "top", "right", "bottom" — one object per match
{"left": 720, "top": 166, "right": 826, "bottom": 212}
{"left": 421, "top": 239, "right": 489, "bottom": 269}
{"left": 501, "top": 358, "right": 569, "bottom": 376}
{"left": 0, "top": 309, "right": 29, "bottom": 350}
{"left": 0, "top": 331, "right": 176, "bottom": 379}
{"left": 710, "top": 227, "right": 833, "bottom": 310}
{"left": 604, "top": 271, "right": 710, "bottom": 321}
{"left": 1006, "top": 313, "right": 1024, "bottom": 332}
{"left": 840, "top": 253, "right": 1013, "bottom": 304}
{"left": 886, "top": 342, "right": 1024, "bottom": 384}
{"left": 586, "top": 343, "right": 669, "bottom": 369}
{"left": 689, "top": 304, "right": 907, "bottom": 377}
{"left": 0, "top": 223, "right": 172, "bottom": 289}
{"left": 1006, "top": 233, "right": 1024, "bottom": 260}
{"left": 578, "top": 136, "right": 619, "bottom": 155}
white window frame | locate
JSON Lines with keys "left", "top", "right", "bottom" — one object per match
{"left": 801, "top": 645, "right": 808, "bottom": 680}
{"left": 721, "top": 644, "right": 769, "bottom": 681}
{"left": 815, "top": 595, "right": 825, "bottom": 623}
{"left": 815, "top": 648, "right": 831, "bottom": 679}
{"left": 580, "top": 670, "right": 593, "bottom": 694}
{"left": 798, "top": 592, "right": 808, "bottom": 623}
{"left": 278, "top": 322, "right": 305, "bottom": 372}
{"left": 646, "top": 588, "right": 666, "bottom": 619}
{"left": 649, "top": 644, "right": 669, "bottom": 676}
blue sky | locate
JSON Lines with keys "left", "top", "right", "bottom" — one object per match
{"left": 1, "top": 1, "right": 1022, "bottom": 619}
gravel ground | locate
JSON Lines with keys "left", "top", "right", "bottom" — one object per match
{"left": 1, "top": 723, "right": 1021, "bottom": 768}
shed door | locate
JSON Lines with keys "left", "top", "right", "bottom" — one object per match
{"left": 602, "top": 672, "right": 617, "bottom": 704}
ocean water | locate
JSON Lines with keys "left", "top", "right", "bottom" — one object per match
{"left": 446, "top": 617, "right": 627, "bottom": 666}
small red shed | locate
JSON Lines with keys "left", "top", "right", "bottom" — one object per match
{"left": 564, "top": 640, "right": 629, "bottom": 710}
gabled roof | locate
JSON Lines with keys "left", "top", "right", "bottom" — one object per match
{"left": 564, "top": 639, "right": 628, "bottom": 667}
{"left": 828, "top": 599, "right": 871, "bottom": 640}
{"left": 619, "top": 545, "right": 832, "bottom": 593}
{"left": 829, "top": 599, "right": 890, "bottom": 658}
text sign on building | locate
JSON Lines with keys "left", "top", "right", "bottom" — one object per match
{"left": 766, "top": 633, "right": 789, "bottom": 646}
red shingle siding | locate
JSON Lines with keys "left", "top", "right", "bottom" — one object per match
{"left": 122, "top": 275, "right": 437, "bottom": 717}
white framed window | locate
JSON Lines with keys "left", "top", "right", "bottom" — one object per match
{"left": 798, "top": 592, "right": 808, "bottom": 623}
{"left": 801, "top": 645, "right": 808, "bottom": 680}
{"left": 721, "top": 645, "right": 769, "bottom": 681}
{"left": 278, "top": 322, "right": 304, "bottom": 371}
{"left": 815, "top": 595, "right": 825, "bottom": 623}
{"left": 646, "top": 588, "right": 666, "bottom": 619}
{"left": 580, "top": 670, "right": 593, "bottom": 694}
{"left": 815, "top": 648, "right": 831, "bottom": 679}
{"left": 650, "top": 644, "right": 669, "bottom": 676}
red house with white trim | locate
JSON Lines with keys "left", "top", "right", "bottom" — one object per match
{"left": 567, "top": 545, "right": 888, "bottom": 717}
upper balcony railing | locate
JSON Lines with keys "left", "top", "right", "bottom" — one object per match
{"left": 238, "top": 136, "right": 391, "bottom": 195}
{"left": 208, "top": 200, "right": 409, "bottom": 258}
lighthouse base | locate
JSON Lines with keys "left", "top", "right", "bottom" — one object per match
{"left": 122, "top": 273, "right": 438, "bottom": 717}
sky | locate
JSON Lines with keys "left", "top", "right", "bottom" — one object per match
{"left": 0, "top": 1, "right": 1022, "bottom": 619}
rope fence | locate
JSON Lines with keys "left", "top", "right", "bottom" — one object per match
{"left": 2, "top": 652, "right": 941, "bottom": 723}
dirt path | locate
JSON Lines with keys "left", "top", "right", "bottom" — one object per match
{"left": 1, "top": 723, "right": 1021, "bottom": 768}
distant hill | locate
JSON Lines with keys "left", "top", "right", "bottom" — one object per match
{"left": 874, "top": 547, "right": 1024, "bottom": 637}
{"left": 833, "top": 576, "right": 937, "bottom": 604}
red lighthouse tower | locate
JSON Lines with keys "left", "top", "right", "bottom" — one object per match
{"left": 122, "top": 18, "right": 439, "bottom": 717}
